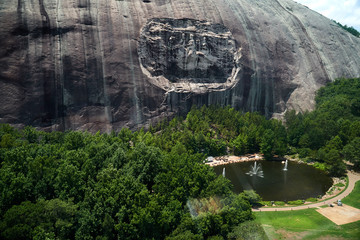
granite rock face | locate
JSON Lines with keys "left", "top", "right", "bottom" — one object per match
{"left": 139, "top": 18, "right": 240, "bottom": 85}
{"left": 0, "top": 0, "right": 360, "bottom": 132}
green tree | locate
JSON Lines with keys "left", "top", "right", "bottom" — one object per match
{"left": 0, "top": 134, "right": 16, "bottom": 148}
{"left": 22, "top": 126, "right": 40, "bottom": 144}
{"left": 63, "top": 131, "right": 85, "bottom": 150}
{"left": 260, "top": 129, "right": 275, "bottom": 160}
{"left": 325, "top": 135, "right": 343, "bottom": 151}
{"left": 0, "top": 199, "right": 77, "bottom": 240}
{"left": 333, "top": 21, "right": 360, "bottom": 37}
{"left": 242, "top": 190, "right": 261, "bottom": 207}
{"left": 227, "top": 221, "right": 268, "bottom": 240}
{"left": 125, "top": 142, "right": 162, "bottom": 189}
{"left": 325, "top": 149, "right": 346, "bottom": 176}
{"left": 343, "top": 137, "right": 360, "bottom": 169}
{"left": 232, "top": 134, "right": 248, "bottom": 155}
{"left": 285, "top": 110, "right": 305, "bottom": 147}
{"left": 54, "top": 163, "right": 85, "bottom": 202}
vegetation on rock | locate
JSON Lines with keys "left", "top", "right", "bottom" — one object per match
{"left": 333, "top": 20, "right": 360, "bottom": 37}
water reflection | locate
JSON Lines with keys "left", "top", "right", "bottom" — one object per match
{"left": 214, "top": 161, "right": 332, "bottom": 201}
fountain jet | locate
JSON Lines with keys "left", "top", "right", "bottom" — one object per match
{"left": 222, "top": 167, "right": 226, "bottom": 177}
{"left": 283, "top": 160, "right": 288, "bottom": 171}
{"left": 246, "top": 161, "right": 264, "bottom": 178}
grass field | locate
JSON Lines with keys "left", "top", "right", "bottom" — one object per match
{"left": 342, "top": 181, "right": 360, "bottom": 208}
{"left": 255, "top": 210, "right": 360, "bottom": 239}
{"left": 255, "top": 179, "right": 360, "bottom": 239}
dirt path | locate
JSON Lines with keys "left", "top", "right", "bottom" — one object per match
{"left": 253, "top": 171, "right": 360, "bottom": 212}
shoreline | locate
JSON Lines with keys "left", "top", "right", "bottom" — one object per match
{"left": 205, "top": 154, "right": 347, "bottom": 204}
{"left": 254, "top": 171, "right": 360, "bottom": 211}
{"left": 205, "top": 153, "right": 264, "bottom": 167}
{"left": 284, "top": 155, "right": 347, "bottom": 201}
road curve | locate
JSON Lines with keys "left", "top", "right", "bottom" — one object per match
{"left": 253, "top": 171, "right": 360, "bottom": 212}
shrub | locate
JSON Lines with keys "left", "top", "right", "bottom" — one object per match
{"left": 259, "top": 201, "right": 272, "bottom": 206}
{"left": 274, "top": 201, "right": 285, "bottom": 206}
{"left": 313, "top": 162, "right": 327, "bottom": 171}
{"left": 298, "top": 148, "right": 311, "bottom": 158}
{"left": 305, "top": 197, "right": 317, "bottom": 202}
{"left": 287, "top": 200, "right": 304, "bottom": 205}
{"left": 334, "top": 183, "right": 345, "bottom": 187}
{"left": 242, "top": 190, "right": 262, "bottom": 207}
{"left": 227, "top": 221, "right": 268, "bottom": 240}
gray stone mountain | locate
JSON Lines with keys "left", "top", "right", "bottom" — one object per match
{"left": 1, "top": 0, "right": 360, "bottom": 132}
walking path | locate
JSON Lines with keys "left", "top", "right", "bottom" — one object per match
{"left": 253, "top": 171, "right": 360, "bottom": 212}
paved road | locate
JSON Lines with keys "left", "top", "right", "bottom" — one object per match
{"left": 253, "top": 171, "right": 360, "bottom": 212}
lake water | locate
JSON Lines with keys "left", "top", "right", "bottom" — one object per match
{"left": 214, "top": 161, "right": 333, "bottom": 201}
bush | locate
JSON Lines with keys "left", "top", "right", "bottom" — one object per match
{"left": 298, "top": 148, "right": 311, "bottom": 158}
{"left": 259, "top": 201, "right": 272, "bottom": 206}
{"left": 227, "top": 221, "right": 268, "bottom": 240}
{"left": 305, "top": 197, "right": 318, "bottom": 202}
{"left": 287, "top": 200, "right": 304, "bottom": 205}
{"left": 242, "top": 190, "right": 262, "bottom": 207}
{"left": 313, "top": 162, "right": 327, "bottom": 171}
{"left": 207, "top": 236, "right": 224, "bottom": 240}
{"left": 287, "top": 147, "right": 298, "bottom": 155}
{"left": 274, "top": 201, "right": 285, "bottom": 206}
{"left": 302, "top": 157, "right": 312, "bottom": 163}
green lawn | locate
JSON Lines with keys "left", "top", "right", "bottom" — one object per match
{"left": 255, "top": 210, "right": 360, "bottom": 239}
{"left": 342, "top": 181, "right": 360, "bottom": 208}
{"left": 255, "top": 180, "right": 360, "bottom": 239}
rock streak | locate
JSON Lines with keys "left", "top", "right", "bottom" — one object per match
{"left": 0, "top": 0, "right": 359, "bottom": 131}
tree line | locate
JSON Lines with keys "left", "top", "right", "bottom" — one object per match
{"left": 333, "top": 20, "right": 360, "bottom": 38}
{"left": 0, "top": 121, "right": 262, "bottom": 239}
{"left": 285, "top": 78, "right": 360, "bottom": 176}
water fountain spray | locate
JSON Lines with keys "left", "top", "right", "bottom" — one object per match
{"left": 246, "top": 161, "right": 264, "bottom": 178}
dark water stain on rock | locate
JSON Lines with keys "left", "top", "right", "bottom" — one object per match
{"left": 0, "top": 0, "right": 360, "bottom": 132}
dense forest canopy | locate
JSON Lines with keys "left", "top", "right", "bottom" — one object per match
{"left": 285, "top": 78, "right": 360, "bottom": 175}
{"left": 0, "top": 78, "right": 359, "bottom": 239}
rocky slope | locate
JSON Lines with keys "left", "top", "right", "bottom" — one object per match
{"left": 1, "top": 0, "right": 359, "bottom": 132}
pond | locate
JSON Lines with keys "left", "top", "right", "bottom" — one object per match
{"left": 214, "top": 160, "right": 333, "bottom": 201}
